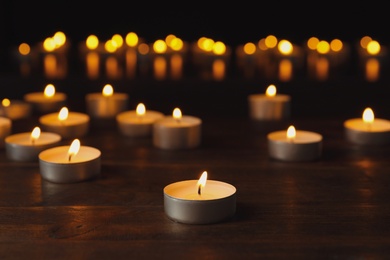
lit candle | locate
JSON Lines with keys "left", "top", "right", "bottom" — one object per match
{"left": 0, "top": 98, "right": 32, "bottom": 120}
{"left": 153, "top": 107, "right": 202, "bottom": 150}
{"left": 0, "top": 117, "right": 12, "bottom": 149}
{"left": 85, "top": 84, "right": 129, "bottom": 118}
{"left": 267, "top": 125, "right": 323, "bottom": 161}
{"left": 163, "top": 171, "right": 236, "bottom": 224}
{"left": 116, "top": 103, "right": 164, "bottom": 137}
{"left": 5, "top": 126, "right": 61, "bottom": 161}
{"left": 344, "top": 107, "right": 390, "bottom": 145}
{"left": 248, "top": 84, "right": 291, "bottom": 121}
{"left": 39, "top": 139, "right": 101, "bottom": 183}
{"left": 39, "top": 107, "right": 90, "bottom": 139}
{"left": 23, "top": 83, "right": 67, "bottom": 113}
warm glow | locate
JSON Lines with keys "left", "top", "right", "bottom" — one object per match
{"left": 197, "top": 37, "right": 214, "bottom": 52}
{"left": 18, "top": 43, "right": 31, "bottom": 55}
{"left": 138, "top": 43, "right": 150, "bottom": 55}
{"left": 125, "top": 32, "right": 139, "bottom": 47}
{"left": 278, "top": 40, "right": 293, "bottom": 55}
{"left": 2, "top": 98, "right": 10, "bottom": 107}
{"left": 330, "top": 39, "right": 343, "bottom": 52}
{"left": 317, "top": 40, "right": 330, "bottom": 54}
{"left": 265, "top": 84, "right": 277, "bottom": 97}
{"left": 86, "top": 35, "right": 99, "bottom": 50}
{"left": 287, "top": 125, "right": 296, "bottom": 140}
{"left": 257, "top": 38, "right": 268, "bottom": 51}
{"left": 43, "top": 37, "right": 56, "bottom": 52}
{"left": 104, "top": 40, "right": 118, "bottom": 53}
{"left": 136, "top": 103, "right": 146, "bottom": 116}
{"left": 197, "top": 171, "right": 208, "bottom": 195}
{"left": 68, "top": 139, "right": 80, "bottom": 162}
{"left": 153, "top": 39, "right": 167, "bottom": 54}
{"left": 212, "top": 41, "right": 226, "bottom": 55}
{"left": 58, "top": 107, "right": 69, "bottom": 121}
{"left": 362, "top": 107, "right": 374, "bottom": 124}
{"left": 367, "top": 40, "right": 381, "bottom": 55}
{"left": 169, "top": 37, "right": 184, "bottom": 51}
{"left": 102, "top": 84, "right": 114, "bottom": 97}
{"left": 360, "top": 36, "right": 372, "bottom": 49}
{"left": 44, "top": 84, "right": 55, "bottom": 98}
{"left": 53, "top": 31, "right": 66, "bottom": 47}
{"left": 243, "top": 42, "right": 256, "bottom": 55}
{"left": 31, "top": 126, "right": 41, "bottom": 143}
{"left": 264, "top": 35, "right": 278, "bottom": 49}
{"left": 111, "top": 34, "right": 124, "bottom": 49}
{"left": 307, "top": 37, "right": 319, "bottom": 50}
{"left": 173, "top": 107, "right": 182, "bottom": 120}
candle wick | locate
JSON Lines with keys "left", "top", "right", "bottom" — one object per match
{"left": 68, "top": 154, "right": 72, "bottom": 162}
{"left": 31, "top": 139, "right": 35, "bottom": 146}
{"left": 198, "top": 185, "right": 201, "bottom": 195}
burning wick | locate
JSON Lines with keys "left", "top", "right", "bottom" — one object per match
{"left": 286, "top": 125, "right": 296, "bottom": 143}
{"left": 362, "top": 107, "right": 374, "bottom": 132}
{"left": 173, "top": 107, "right": 182, "bottom": 123}
{"left": 30, "top": 126, "right": 41, "bottom": 146}
{"left": 68, "top": 139, "right": 80, "bottom": 162}
{"left": 136, "top": 103, "right": 146, "bottom": 122}
{"left": 197, "top": 171, "right": 207, "bottom": 196}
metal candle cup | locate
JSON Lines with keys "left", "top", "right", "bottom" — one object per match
{"left": 153, "top": 115, "right": 202, "bottom": 150}
{"left": 248, "top": 93, "right": 291, "bottom": 121}
{"left": 344, "top": 118, "right": 390, "bottom": 145}
{"left": 24, "top": 92, "right": 67, "bottom": 113}
{"left": 0, "top": 117, "right": 12, "bottom": 149}
{"left": 0, "top": 100, "right": 32, "bottom": 120}
{"left": 5, "top": 132, "right": 61, "bottom": 161}
{"left": 116, "top": 110, "right": 164, "bottom": 137}
{"left": 39, "top": 112, "right": 90, "bottom": 139}
{"left": 39, "top": 145, "right": 101, "bottom": 183}
{"left": 164, "top": 180, "right": 236, "bottom": 224}
{"left": 85, "top": 93, "right": 129, "bottom": 118}
{"left": 267, "top": 130, "right": 322, "bottom": 162}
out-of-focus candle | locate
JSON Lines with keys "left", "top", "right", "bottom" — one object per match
{"left": 5, "top": 126, "right": 61, "bottom": 161}
{"left": 0, "top": 117, "right": 12, "bottom": 149}
{"left": 344, "top": 107, "right": 390, "bottom": 145}
{"left": 164, "top": 171, "right": 236, "bottom": 224}
{"left": 39, "top": 138, "right": 101, "bottom": 183}
{"left": 267, "top": 125, "right": 323, "bottom": 162}
{"left": 248, "top": 84, "right": 291, "bottom": 121}
{"left": 116, "top": 103, "right": 164, "bottom": 137}
{"left": 0, "top": 98, "right": 32, "bottom": 120}
{"left": 85, "top": 84, "right": 129, "bottom": 119}
{"left": 153, "top": 107, "right": 202, "bottom": 150}
{"left": 39, "top": 107, "right": 90, "bottom": 139}
{"left": 24, "top": 83, "right": 67, "bottom": 113}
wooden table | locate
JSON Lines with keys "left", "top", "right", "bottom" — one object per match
{"left": 1, "top": 74, "right": 390, "bottom": 259}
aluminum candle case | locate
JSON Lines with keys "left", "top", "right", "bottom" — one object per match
{"left": 163, "top": 171, "right": 236, "bottom": 224}
{"left": 39, "top": 139, "right": 101, "bottom": 183}
{"left": 24, "top": 84, "right": 67, "bottom": 113}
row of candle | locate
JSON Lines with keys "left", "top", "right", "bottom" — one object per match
{"left": 13, "top": 33, "right": 388, "bottom": 82}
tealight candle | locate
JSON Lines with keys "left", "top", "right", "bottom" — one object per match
{"left": 0, "top": 117, "right": 12, "bottom": 148}
{"left": 344, "top": 107, "right": 390, "bottom": 145}
{"left": 248, "top": 84, "right": 291, "bottom": 121}
{"left": 267, "top": 125, "right": 323, "bottom": 162}
{"left": 39, "top": 139, "right": 101, "bottom": 183}
{"left": 116, "top": 103, "right": 164, "bottom": 137}
{"left": 0, "top": 98, "right": 32, "bottom": 120}
{"left": 163, "top": 171, "right": 236, "bottom": 224}
{"left": 23, "top": 83, "right": 67, "bottom": 113}
{"left": 85, "top": 83, "right": 129, "bottom": 118}
{"left": 5, "top": 126, "right": 61, "bottom": 161}
{"left": 39, "top": 107, "right": 90, "bottom": 139}
{"left": 153, "top": 107, "right": 202, "bottom": 150}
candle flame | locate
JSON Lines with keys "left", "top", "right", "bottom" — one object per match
{"left": 136, "top": 103, "right": 146, "bottom": 116}
{"left": 58, "top": 107, "right": 69, "bottom": 121}
{"left": 2, "top": 98, "right": 11, "bottom": 107}
{"left": 265, "top": 84, "right": 277, "bottom": 97}
{"left": 102, "top": 84, "right": 114, "bottom": 97}
{"left": 68, "top": 139, "right": 80, "bottom": 162}
{"left": 31, "top": 126, "right": 41, "bottom": 144}
{"left": 197, "top": 171, "right": 208, "bottom": 195}
{"left": 44, "top": 84, "right": 55, "bottom": 98}
{"left": 362, "top": 107, "right": 374, "bottom": 123}
{"left": 173, "top": 107, "right": 182, "bottom": 121}
{"left": 287, "top": 125, "right": 296, "bottom": 142}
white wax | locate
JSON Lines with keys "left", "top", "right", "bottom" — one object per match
{"left": 39, "top": 112, "right": 90, "bottom": 127}
{"left": 155, "top": 116, "right": 201, "bottom": 127}
{"left": 5, "top": 132, "right": 61, "bottom": 146}
{"left": 164, "top": 180, "right": 236, "bottom": 201}
{"left": 267, "top": 130, "right": 322, "bottom": 144}
{"left": 344, "top": 118, "right": 390, "bottom": 132}
{"left": 116, "top": 110, "right": 164, "bottom": 125}
{"left": 39, "top": 146, "right": 101, "bottom": 164}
